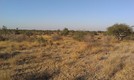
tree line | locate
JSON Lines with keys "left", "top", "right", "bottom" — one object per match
{"left": 0, "top": 23, "right": 134, "bottom": 41}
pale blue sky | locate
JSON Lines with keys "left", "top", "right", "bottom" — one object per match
{"left": 0, "top": 0, "right": 134, "bottom": 30}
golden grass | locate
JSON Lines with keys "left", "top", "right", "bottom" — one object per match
{"left": 0, "top": 34, "right": 134, "bottom": 80}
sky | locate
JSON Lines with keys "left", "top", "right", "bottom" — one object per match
{"left": 0, "top": 0, "right": 134, "bottom": 31}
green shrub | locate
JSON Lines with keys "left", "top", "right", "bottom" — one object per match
{"left": 107, "top": 23, "right": 133, "bottom": 40}
{"left": 61, "top": 28, "right": 69, "bottom": 36}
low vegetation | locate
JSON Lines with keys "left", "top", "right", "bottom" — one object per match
{"left": 0, "top": 24, "right": 134, "bottom": 80}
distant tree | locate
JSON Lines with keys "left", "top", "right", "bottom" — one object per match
{"left": 16, "top": 28, "right": 19, "bottom": 30}
{"left": 61, "top": 28, "right": 69, "bottom": 36}
{"left": 107, "top": 23, "right": 133, "bottom": 40}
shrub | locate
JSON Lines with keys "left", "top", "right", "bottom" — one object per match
{"left": 10, "top": 34, "right": 29, "bottom": 42}
{"left": 37, "top": 37, "right": 47, "bottom": 43}
{"left": 52, "top": 35, "right": 62, "bottom": 41}
{"left": 25, "top": 31, "right": 33, "bottom": 37}
{"left": 73, "top": 31, "right": 87, "bottom": 41}
{"left": 83, "top": 34, "right": 95, "bottom": 42}
{"left": 107, "top": 23, "right": 133, "bottom": 40}
{"left": 61, "top": 28, "right": 69, "bottom": 36}
{"left": 125, "top": 33, "right": 134, "bottom": 40}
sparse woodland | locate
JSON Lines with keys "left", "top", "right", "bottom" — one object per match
{"left": 0, "top": 24, "right": 134, "bottom": 80}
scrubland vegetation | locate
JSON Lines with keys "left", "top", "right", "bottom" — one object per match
{"left": 0, "top": 24, "right": 134, "bottom": 80}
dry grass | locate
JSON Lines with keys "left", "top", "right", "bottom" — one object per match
{"left": 0, "top": 34, "right": 134, "bottom": 80}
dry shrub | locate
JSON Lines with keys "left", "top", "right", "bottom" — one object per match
{"left": 0, "top": 34, "right": 37, "bottom": 42}
{"left": 36, "top": 37, "right": 47, "bottom": 43}
{"left": 0, "top": 34, "right": 30, "bottom": 42}
{"left": 52, "top": 35, "right": 62, "bottom": 41}
{"left": 73, "top": 32, "right": 86, "bottom": 41}
{"left": 35, "top": 37, "right": 48, "bottom": 46}
{"left": 10, "top": 34, "right": 29, "bottom": 42}
{"left": 83, "top": 34, "right": 95, "bottom": 42}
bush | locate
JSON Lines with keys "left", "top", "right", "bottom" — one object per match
{"left": 25, "top": 31, "right": 33, "bottom": 37}
{"left": 52, "top": 35, "right": 62, "bottom": 41}
{"left": 37, "top": 37, "right": 47, "bottom": 43}
{"left": 125, "top": 33, "right": 134, "bottom": 40}
{"left": 0, "top": 34, "right": 37, "bottom": 42}
{"left": 83, "top": 34, "right": 95, "bottom": 42}
{"left": 10, "top": 34, "right": 29, "bottom": 42}
{"left": 61, "top": 28, "right": 69, "bottom": 36}
{"left": 107, "top": 23, "right": 133, "bottom": 40}
{"left": 73, "top": 31, "right": 87, "bottom": 41}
